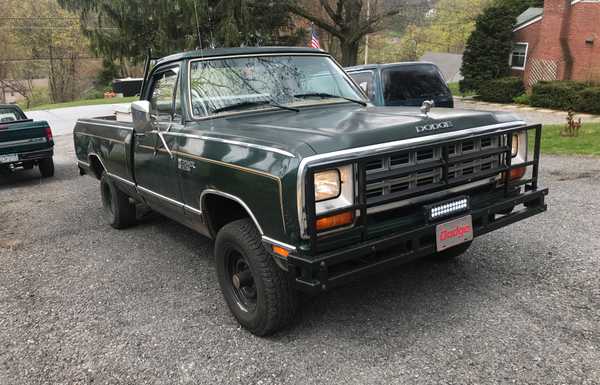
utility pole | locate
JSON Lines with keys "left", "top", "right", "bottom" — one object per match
{"left": 364, "top": 0, "right": 370, "bottom": 65}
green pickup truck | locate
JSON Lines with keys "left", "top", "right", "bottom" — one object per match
{"left": 0, "top": 104, "right": 54, "bottom": 177}
{"left": 73, "top": 47, "right": 548, "bottom": 335}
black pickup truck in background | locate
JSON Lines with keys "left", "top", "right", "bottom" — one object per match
{"left": 0, "top": 104, "right": 54, "bottom": 178}
{"left": 346, "top": 62, "right": 454, "bottom": 108}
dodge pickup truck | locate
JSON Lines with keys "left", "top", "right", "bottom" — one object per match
{"left": 0, "top": 104, "right": 54, "bottom": 177}
{"left": 73, "top": 47, "right": 548, "bottom": 336}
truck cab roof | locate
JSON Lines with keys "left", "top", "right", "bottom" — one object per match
{"left": 345, "top": 62, "right": 441, "bottom": 72}
{"left": 155, "top": 47, "right": 326, "bottom": 66}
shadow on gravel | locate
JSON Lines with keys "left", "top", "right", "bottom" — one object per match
{"left": 0, "top": 162, "right": 74, "bottom": 190}
{"left": 131, "top": 209, "right": 493, "bottom": 340}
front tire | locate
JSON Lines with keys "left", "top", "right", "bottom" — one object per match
{"left": 215, "top": 219, "right": 297, "bottom": 336}
{"left": 39, "top": 158, "right": 54, "bottom": 178}
{"left": 100, "top": 171, "right": 136, "bottom": 229}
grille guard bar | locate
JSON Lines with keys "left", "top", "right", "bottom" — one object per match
{"left": 290, "top": 187, "right": 548, "bottom": 293}
{"left": 303, "top": 124, "right": 544, "bottom": 252}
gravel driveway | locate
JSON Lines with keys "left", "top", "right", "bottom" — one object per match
{"left": 1, "top": 135, "right": 599, "bottom": 385}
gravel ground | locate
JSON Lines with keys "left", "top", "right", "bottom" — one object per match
{"left": 1, "top": 135, "right": 599, "bottom": 385}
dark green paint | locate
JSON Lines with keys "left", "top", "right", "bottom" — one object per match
{"left": 73, "top": 48, "right": 524, "bottom": 250}
{"left": 0, "top": 105, "right": 53, "bottom": 165}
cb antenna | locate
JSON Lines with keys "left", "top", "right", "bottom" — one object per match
{"left": 193, "top": 0, "right": 202, "bottom": 50}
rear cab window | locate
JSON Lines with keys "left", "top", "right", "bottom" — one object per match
{"left": 0, "top": 107, "right": 26, "bottom": 123}
{"left": 382, "top": 65, "right": 450, "bottom": 106}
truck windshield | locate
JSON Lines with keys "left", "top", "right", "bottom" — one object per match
{"left": 189, "top": 55, "right": 365, "bottom": 117}
{"left": 382, "top": 65, "right": 450, "bottom": 106}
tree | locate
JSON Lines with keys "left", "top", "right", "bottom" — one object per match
{"left": 287, "top": 0, "right": 404, "bottom": 66}
{"left": 460, "top": 0, "right": 543, "bottom": 92}
{"left": 58, "top": 0, "right": 300, "bottom": 68}
{"left": 0, "top": 0, "right": 87, "bottom": 105}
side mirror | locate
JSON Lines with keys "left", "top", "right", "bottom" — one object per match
{"left": 131, "top": 100, "right": 151, "bottom": 131}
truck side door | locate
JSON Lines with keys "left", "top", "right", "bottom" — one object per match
{"left": 133, "top": 65, "right": 184, "bottom": 219}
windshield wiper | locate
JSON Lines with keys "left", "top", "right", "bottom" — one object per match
{"left": 293, "top": 92, "right": 367, "bottom": 107}
{"left": 212, "top": 100, "right": 299, "bottom": 114}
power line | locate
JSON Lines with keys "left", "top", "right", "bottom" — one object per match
{"left": 0, "top": 57, "right": 100, "bottom": 62}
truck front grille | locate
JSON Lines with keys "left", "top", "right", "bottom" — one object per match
{"left": 364, "top": 135, "right": 506, "bottom": 207}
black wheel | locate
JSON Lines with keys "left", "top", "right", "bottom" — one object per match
{"left": 215, "top": 219, "right": 297, "bottom": 336}
{"left": 100, "top": 171, "right": 136, "bottom": 229}
{"left": 0, "top": 165, "right": 11, "bottom": 176}
{"left": 430, "top": 241, "right": 472, "bottom": 261}
{"left": 39, "top": 158, "right": 54, "bottom": 178}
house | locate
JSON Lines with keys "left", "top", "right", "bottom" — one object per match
{"left": 511, "top": 0, "right": 600, "bottom": 88}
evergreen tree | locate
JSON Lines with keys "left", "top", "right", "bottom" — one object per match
{"left": 58, "top": 0, "right": 299, "bottom": 68}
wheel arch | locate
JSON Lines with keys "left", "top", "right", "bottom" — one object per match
{"left": 88, "top": 153, "right": 107, "bottom": 180}
{"left": 201, "top": 189, "right": 264, "bottom": 238}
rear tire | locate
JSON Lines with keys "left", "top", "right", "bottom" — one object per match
{"left": 39, "top": 158, "right": 54, "bottom": 178}
{"left": 215, "top": 219, "right": 297, "bottom": 336}
{"left": 100, "top": 171, "right": 136, "bottom": 229}
{"left": 430, "top": 241, "right": 472, "bottom": 261}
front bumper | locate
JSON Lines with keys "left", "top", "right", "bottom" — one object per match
{"left": 288, "top": 188, "right": 548, "bottom": 294}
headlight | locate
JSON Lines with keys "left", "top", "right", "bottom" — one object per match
{"left": 314, "top": 170, "right": 341, "bottom": 202}
{"left": 314, "top": 164, "right": 354, "bottom": 215}
{"left": 511, "top": 134, "right": 519, "bottom": 157}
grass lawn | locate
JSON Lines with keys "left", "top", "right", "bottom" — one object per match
{"left": 534, "top": 123, "right": 600, "bottom": 156}
{"left": 23, "top": 96, "right": 137, "bottom": 111}
{"left": 447, "top": 82, "right": 476, "bottom": 98}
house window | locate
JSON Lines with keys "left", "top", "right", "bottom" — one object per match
{"left": 510, "top": 43, "right": 528, "bottom": 70}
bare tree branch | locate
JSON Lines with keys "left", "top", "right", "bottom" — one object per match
{"left": 287, "top": 2, "right": 343, "bottom": 38}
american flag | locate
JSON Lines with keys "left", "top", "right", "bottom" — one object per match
{"left": 310, "top": 25, "right": 320, "bottom": 49}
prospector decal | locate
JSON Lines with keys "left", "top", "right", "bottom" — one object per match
{"left": 415, "top": 121, "right": 454, "bottom": 133}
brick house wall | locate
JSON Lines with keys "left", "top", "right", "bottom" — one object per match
{"left": 512, "top": 0, "right": 600, "bottom": 87}
{"left": 567, "top": 2, "right": 600, "bottom": 82}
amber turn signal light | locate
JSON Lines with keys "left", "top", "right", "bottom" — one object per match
{"left": 510, "top": 166, "right": 526, "bottom": 180}
{"left": 272, "top": 245, "right": 290, "bottom": 258}
{"left": 315, "top": 211, "right": 353, "bottom": 231}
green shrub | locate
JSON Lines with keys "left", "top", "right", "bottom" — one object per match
{"left": 530, "top": 81, "right": 586, "bottom": 110}
{"left": 574, "top": 87, "right": 600, "bottom": 114}
{"left": 513, "top": 93, "right": 530, "bottom": 105}
{"left": 478, "top": 77, "right": 524, "bottom": 103}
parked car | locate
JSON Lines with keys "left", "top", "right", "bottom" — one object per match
{"left": 0, "top": 104, "right": 54, "bottom": 177}
{"left": 345, "top": 62, "right": 454, "bottom": 108}
{"left": 73, "top": 47, "right": 548, "bottom": 336}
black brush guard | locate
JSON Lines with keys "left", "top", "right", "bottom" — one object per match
{"left": 289, "top": 124, "right": 549, "bottom": 293}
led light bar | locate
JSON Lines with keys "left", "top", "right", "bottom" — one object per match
{"left": 427, "top": 196, "right": 470, "bottom": 220}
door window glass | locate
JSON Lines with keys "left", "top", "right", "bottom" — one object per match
{"left": 348, "top": 71, "right": 375, "bottom": 101}
{"left": 149, "top": 67, "right": 179, "bottom": 121}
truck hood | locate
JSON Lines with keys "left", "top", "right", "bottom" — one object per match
{"left": 211, "top": 104, "right": 524, "bottom": 157}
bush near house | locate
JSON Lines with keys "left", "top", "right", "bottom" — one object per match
{"left": 530, "top": 81, "right": 600, "bottom": 114}
{"left": 529, "top": 81, "right": 586, "bottom": 110}
{"left": 478, "top": 77, "right": 524, "bottom": 103}
{"left": 574, "top": 87, "right": 600, "bottom": 114}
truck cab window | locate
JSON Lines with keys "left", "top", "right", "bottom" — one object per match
{"left": 149, "top": 67, "right": 179, "bottom": 122}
